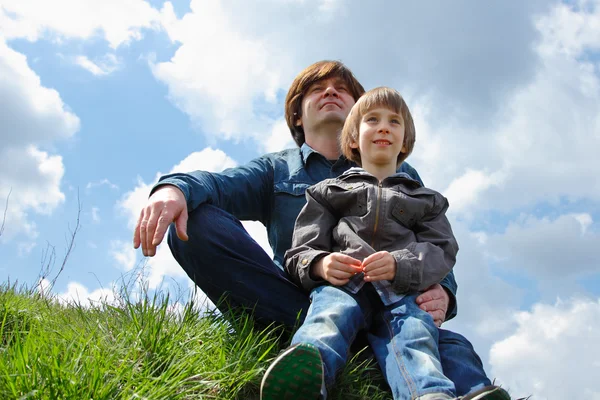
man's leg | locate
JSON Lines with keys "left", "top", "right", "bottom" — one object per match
{"left": 438, "top": 328, "right": 492, "bottom": 396}
{"left": 168, "top": 204, "right": 310, "bottom": 328}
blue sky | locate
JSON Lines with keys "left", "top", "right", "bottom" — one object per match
{"left": 1, "top": 0, "right": 599, "bottom": 398}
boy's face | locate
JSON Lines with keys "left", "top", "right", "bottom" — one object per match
{"left": 296, "top": 77, "right": 355, "bottom": 133}
{"left": 351, "top": 107, "right": 406, "bottom": 169}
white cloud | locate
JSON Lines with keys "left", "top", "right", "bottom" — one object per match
{"left": 74, "top": 53, "right": 121, "bottom": 76}
{"left": 0, "top": 0, "right": 162, "bottom": 48}
{"left": 486, "top": 213, "right": 598, "bottom": 282}
{"left": 86, "top": 178, "right": 119, "bottom": 191}
{"left": 0, "top": 37, "right": 78, "bottom": 240}
{"left": 110, "top": 239, "right": 136, "bottom": 271}
{"left": 408, "top": 0, "right": 600, "bottom": 217}
{"left": 91, "top": 207, "right": 100, "bottom": 223}
{"left": 261, "top": 119, "right": 296, "bottom": 153}
{"left": 38, "top": 278, "right": 118, "bottom": 307}
{"left": 489, "top": 298, "right": 600, "bottom": 399}
{"left": 152, "top": 0, "right": 291, "bottom": 143}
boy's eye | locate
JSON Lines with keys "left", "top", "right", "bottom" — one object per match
{"left": 366, "top": 116, "right": 378, "bottom": 122}
{"left": 336, "top": 85, "right": 348, "bottom": 92}
{"left": 391, "top": 118, "right": 401, "bottom": 124}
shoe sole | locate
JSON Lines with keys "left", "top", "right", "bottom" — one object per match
{"left": 260, "top": 343, "right": 323, "bottom": 400}
{"left": 462, "top": 385, "right": 511, "bottom": 400}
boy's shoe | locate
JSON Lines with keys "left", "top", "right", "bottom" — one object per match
{"left": 460, "top": 385, "right": 511, "bottom": 400}
{"left": 260, "top": 342, "right": 324, "bottom": 400}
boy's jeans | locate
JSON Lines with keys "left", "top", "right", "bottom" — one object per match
{"left": 168, "top": 204, "right": 491, "bottom": 396}
{"left": 292, "top": 285, "right": 455, "bottom": 399}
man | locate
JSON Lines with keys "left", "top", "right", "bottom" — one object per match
{"left": 133, "top": 60, "right": 506, "bottom": 398}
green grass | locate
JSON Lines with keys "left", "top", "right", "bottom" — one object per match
{"left": 0, "top": 283, "right": 391, "bottom": 399}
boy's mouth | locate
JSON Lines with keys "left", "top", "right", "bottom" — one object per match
{"left": 373, "top": 140, "right": 392, "bottom": 145}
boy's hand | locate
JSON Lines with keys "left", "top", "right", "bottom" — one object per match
{"left": 362, "top": 251, "right": 396, "bottom": 282}
{"left": 313, "top": 253, "right": 362, "bottom": 286}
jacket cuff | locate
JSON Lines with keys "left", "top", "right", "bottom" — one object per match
{"left": 391, "top": 248, "right": 422, "bottom": 293}
{"left": 297, "top": 251, "right": 329, "bottom": 291}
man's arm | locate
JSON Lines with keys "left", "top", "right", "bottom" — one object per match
{"left": 133, "top": 156, "right": 273, "bottom": 256}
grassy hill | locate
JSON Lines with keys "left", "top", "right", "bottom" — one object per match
{"left": 0, "top": 283, "right": 390, "bottom": 399}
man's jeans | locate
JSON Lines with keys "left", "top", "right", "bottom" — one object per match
{"left": 168, "top": 204, "right": 491, "bottom": 396}
{"left": 292, "top": 285, "right": 455, "bottom": 399}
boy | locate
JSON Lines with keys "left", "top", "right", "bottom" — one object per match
{"left": 261, "top": 87, "right": 482, "bottom": 399}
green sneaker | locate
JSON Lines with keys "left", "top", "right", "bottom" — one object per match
{"left": 260, "top": 343, "right": 324, "bottom": 400}
{"left": 461, "top": 385, "right": 511, "bottom": 400}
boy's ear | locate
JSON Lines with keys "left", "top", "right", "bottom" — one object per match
{"left": 295, "top": 118, "right": 302, "bottom": 127}
{"left": 401, "top": 144, "right": 407, "bottom": 153}
{"left": 350, "top": 141, "right": 359, "bottom": 149}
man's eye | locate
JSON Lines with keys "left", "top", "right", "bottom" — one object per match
{"left": 337, "top": 86, "right": 348, "bottom": 92}
{"left": 311, "top": 86, "right": 324, "bottom": 92}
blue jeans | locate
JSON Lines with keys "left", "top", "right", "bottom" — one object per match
{"left": 292, "top": 285, "right": 455, "bottom": 399}
{"left": 168, "top": 204, "right": 491, "bottom": 396}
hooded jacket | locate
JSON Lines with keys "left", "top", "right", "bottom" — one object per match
{"left": 284, "top": 167, "right": 459, "bottom": 305}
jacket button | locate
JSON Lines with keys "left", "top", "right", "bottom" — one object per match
{"left": 301, "top": 259, "right": 308, "bottom": 265}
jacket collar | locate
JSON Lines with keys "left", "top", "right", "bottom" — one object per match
{"left": 340, "top": 167, "right": 422, "bottom": 187}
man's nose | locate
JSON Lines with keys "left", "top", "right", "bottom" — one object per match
{"left": 324, "top": 86, "right": 339, "bottom": 97}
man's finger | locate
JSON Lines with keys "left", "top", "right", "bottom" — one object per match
{"left": 175, "top": 207, "right": 189, "bottom": 241}
{"left": 425, "top": 308, "right": 445, "bottom": 323}
{"left": 133, "top": 210, "right": 144, "bottom": 249}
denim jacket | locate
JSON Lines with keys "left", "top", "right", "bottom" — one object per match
{"left": 284, "top": 168, "right": 459, "bottom": 306}
{"left": 153, "top": 143, "right": 458, "bottom": 319}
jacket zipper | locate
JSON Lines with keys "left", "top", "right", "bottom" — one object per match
{"left": 371, "top": 181, "right": 383, "bottom": 248}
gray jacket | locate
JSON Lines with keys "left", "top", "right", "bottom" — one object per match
{"left": 284, "top": 167, "right": 459, "bottom": 305}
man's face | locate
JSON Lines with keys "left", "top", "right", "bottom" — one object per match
{"left": 296, "top": 77, "right": 356, "bottom": 133}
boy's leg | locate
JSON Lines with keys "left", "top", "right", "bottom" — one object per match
{"left": 368, "top": 291, "right": 456, "bottom": 400}
{"left": 438, "top": 329, "right": 493, "bottom": 396}
{"left": 290, "top": 285, "right": 371, "bottom": 387}
{"left": 167, "top": 204, "right": 310, "bottom": 328}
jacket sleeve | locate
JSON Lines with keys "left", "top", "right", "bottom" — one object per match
{"left": 284, "top": 183, "right": 336, "bottom": 291}
{"left": 398, "top": 163, "right": 459, "bottom": 320}
{"left": 149, "top": 156, "right": 273, "bottom": 223}
{"left": 390, "top": 193, "right": 459, "bottom": 298}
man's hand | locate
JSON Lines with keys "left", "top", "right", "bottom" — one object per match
{"left": 133, "top": 185, "right": 189, "bottom": 257}
{"left": 416, "top": 284, "right": 449, "bottom": 327}
{"left": 312, "top": 253, "right": 362, "bottom": 286}
{"left": 362, "top": 251, "right": 395, "bottom": 282}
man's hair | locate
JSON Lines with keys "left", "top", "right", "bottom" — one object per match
{"left": 285, "top": 60, "right": 365, "bottom": 147}
{"left": 340, "top": 87, "right": 416, "bottom": 167}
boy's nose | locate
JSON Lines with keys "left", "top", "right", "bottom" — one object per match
{"left": 378, "top": 126, "right": 390, "bottom": 134}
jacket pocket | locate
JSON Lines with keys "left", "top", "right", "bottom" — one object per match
{"left": 391, "top": 202, "right": 419, "bottom": 228}
{"left": 325, "top": 182, "right": 368, "bottom": 218}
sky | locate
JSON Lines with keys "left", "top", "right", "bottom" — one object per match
{"left": 1, "top": 0, "right": 599, "bottom": 398}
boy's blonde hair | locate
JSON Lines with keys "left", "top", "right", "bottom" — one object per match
{"left": 340, "top": 87, "right": 415, "bottom": 167}
{"left": 285, "top": 60, "right": 365, "bottom": 147}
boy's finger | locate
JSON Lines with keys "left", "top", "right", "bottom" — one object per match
{"left": 334, "top": 253, "right": 361, "bottom": 265}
